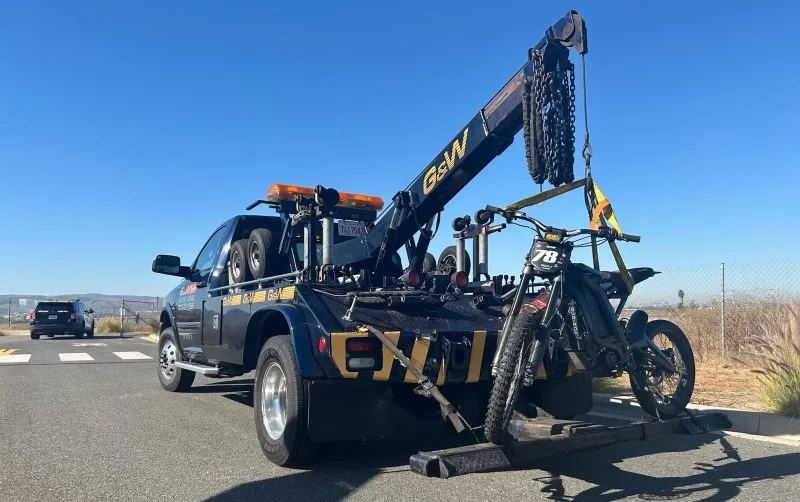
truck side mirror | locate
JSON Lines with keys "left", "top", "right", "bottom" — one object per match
{"left": 152, "top": 255, "right": 191, "bottom": 278}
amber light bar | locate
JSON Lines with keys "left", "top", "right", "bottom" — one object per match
{"left": 266, "top": 183, "right": 384, "bottom": 211}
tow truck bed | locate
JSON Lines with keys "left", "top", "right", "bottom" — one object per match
{"left": 410, "top": 412, "right": 732, "bottom": 478}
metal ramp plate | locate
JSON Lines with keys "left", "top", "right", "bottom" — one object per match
{"left": 409, "top": 412, "right": 732, "bottom": 478}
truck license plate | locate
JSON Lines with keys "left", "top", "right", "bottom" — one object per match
{"left": 48, "top": 315, "right": 57, "bottom": 319}
{"left": 338, "top": 220, "right": 365, "bottom": 237}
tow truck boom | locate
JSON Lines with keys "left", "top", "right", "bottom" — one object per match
{"left": 333, "top": 10, "right": 587, "bottom": 274}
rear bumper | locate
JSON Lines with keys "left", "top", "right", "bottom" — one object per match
{"left": 30, "top": 324, "right": 82, "bottom": 335}
{"left": 329, "top": 330, "right": 497, "bottom": 385}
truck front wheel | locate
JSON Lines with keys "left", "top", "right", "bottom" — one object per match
{"left": 253, "top": 335, "right": 317, "bottom": 467}
{"left": 157, "top": 328, "right": 195, "bottom": 392}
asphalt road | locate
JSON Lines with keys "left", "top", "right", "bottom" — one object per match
{"left": 1, "top": 334, "right": 800, "bottom": 502}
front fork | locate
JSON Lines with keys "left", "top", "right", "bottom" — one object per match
{"left": 491, "top": 268, "right": 563, "bottom": 377}
{"left": 491, "top": 265, "right": 533, "bottom": 375}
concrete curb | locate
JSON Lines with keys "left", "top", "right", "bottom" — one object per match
{"left": 593, "top": 393, "right": 800, "bottom": 443}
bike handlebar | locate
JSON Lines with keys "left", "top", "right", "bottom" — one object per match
{"left": 484, "top": 205, "right": 641, "bottom": 243}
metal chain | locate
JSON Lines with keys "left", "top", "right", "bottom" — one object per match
{"left": 532, "top": 51, "right": 547, "bottom": 185}
{"left": 525, "top": 50, "right": 576, "bottom": 187}
{"left": 549, "top": 69, "right": 563, "bottom": 186}
{"left": 565, "top": 61, "right": 576, "bottom": 183}
{"left": 545, "top": 70, "right": 558, "bottom": 185}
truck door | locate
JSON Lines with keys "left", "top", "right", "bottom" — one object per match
{"left": 174, "top": 222, "right": 230, "bottom": 359}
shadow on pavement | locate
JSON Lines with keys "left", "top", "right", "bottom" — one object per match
{"left": 38, "top": 335, "right": 127, "bottom": 341}
{"left": 196, "top": 379, "right": 800, "bottom": 501}
{"left": 204, "top": 432, "right": 800, "bottom": 502}
{"left": 203, "top": 468, "right": 383, "bottom": 502}
{"left": 531, "top": 434, "right": 800, "bottom": 501}
{"left": 202, "top": 414, "right": 472, "bottom": 502}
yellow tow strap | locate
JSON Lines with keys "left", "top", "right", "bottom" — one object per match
{"left": 500, "top": 178, "right": 636, "bottom": 295}
{"left": 589, "top": 182, "right": 622, "bottom": 234}
{"left": 502, "top": 178, "right": 586, "bottom": 211}
{"left": 589, "top": 181, "right": 633, "bottom": 294}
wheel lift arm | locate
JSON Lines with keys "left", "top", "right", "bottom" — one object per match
{"left": 332, "top": 11, "right": 588, "bottom": 271}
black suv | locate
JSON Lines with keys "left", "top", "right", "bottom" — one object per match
{"left": 30, "top": 300, "right": 95, "bottom": 339}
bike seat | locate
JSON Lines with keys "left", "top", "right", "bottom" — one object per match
{"left": 606, "top": 267, "right": 658, "bottom": 291}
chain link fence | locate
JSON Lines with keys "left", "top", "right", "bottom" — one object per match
{"left": 624, "top": 258, "right": 800, "bottom": 361}
{"left": 93, "top": 299, "right": 160, "bottom": 336}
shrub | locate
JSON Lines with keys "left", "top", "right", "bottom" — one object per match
{"left": 95, "top": 315, "right": 158, "bottom": 334}
{"left": 734, "top": 305, "right": 800, "bottom": 417}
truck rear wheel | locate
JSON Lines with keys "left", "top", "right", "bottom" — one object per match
{"left": 228, "top": 239, "right": 251, "bottom": 286}
{"left": 247, "top": 228, "right": 280, "bottom": 279}
{"left": 253, "top": 335, "right": 317, "bottom": 467}
{"left": 438, "top": 246, "right": 471, "bottom": 275}
{"left": 422, "top": 252, "right": 437, "bottom": 274}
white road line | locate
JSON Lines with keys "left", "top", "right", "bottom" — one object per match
{"left": 59, "top": 353, "right": 94, "bottom": 362}
{"left": 113, "top": 351, "right": 152, "bottom": 360}
{"left": 0, "top": 354, "right": 32, "bottom": 364}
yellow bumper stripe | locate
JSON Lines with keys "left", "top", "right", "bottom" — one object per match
{"left": 435, "top": 360, "right": 446, "bottom": 385}
{"left": 404, "top": 338, "right": 431, "bottom": 383}
{"left": 373, "top": 331, "right": 400, "bottom": 381}
{"left": 466, "top": 331, "right": 486, "bottom": 383}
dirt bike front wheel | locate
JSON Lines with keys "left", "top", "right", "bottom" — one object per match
{"left": 629, "top": 320, "right": 696, "bottom": 419}
{"left": 484, "top": 309, "right": 538, "bottom": 444}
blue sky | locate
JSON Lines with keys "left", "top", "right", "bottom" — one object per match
{"left": 0, "top": 1, "right": 797, "bottom": 297}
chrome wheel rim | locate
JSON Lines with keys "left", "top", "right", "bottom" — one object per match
{"left": 440, "top": 255, "right": 456, "bottom": 274}
{"left": 232, "top": 250, "right": 243, "bottom": 279}
{"left": 646, "top": 333, "right": 686, "bottom": 405}
{"left": 160, "top": 340, "right": 177, "bottom": 380}
{"left": 249, "top": 241, "right": 261, "bottom": 271}
{"left": 261, "top": 362, "right": 287, "bottom": 440}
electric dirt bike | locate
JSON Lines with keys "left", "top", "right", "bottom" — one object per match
{"left": 481, "top": 206, "right": 695, "bottom": 445}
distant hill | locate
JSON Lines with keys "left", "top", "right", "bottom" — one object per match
{"left": 0, "top": 293, "right": 161, "bottom": 319}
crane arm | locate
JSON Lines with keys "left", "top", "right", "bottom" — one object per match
{"left": 333, "top": 10, "right": 588, "bottom": 275}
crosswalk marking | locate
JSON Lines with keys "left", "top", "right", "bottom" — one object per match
{"left": 112, "top": 351, "right": 151, "bottom": 360}
{"left": 0, "top": 354, "right": 31, "bottom": 363}
{"left": 59, "top": 353, "right": 94, "bottom": 362}
{"left": 0, "top": 347, "right": 155, "bottom": 365}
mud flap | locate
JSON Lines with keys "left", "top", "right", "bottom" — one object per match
{"left": 361, "top": 325, "right": 471, "bottom": 433}
{"left": 523, "top": 372, "right": 593, "bottom": 418}
{"left": 307, "top": 379, "right": 394, "bottom": 443}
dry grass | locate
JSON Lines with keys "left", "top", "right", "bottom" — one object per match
{"left": 734, "top": 305, "right": 800, "bottom": 417}
{"left": 591, "top": 358, "right": 766, "bottom": 411}
{"left": 692, "top": 357, "right": 764, "bottom": 410}
{"left": 643, "top": 297, "right": 800, "bottom": 362}
{"left": 591, "top": 376, "right": 628, "bottom": 395}
{"left": 593, "top": 300, "right": 800, "bottom": 414}
{"left": 95, "top": 315, "right": 158, "bottom": 335}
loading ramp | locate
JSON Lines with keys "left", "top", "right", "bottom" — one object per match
{"left": 410, "top": 411, "right": 732, "bottom": 479}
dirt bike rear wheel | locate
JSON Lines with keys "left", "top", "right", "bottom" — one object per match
{"left": 484, "top": 310, "right": 538, "bottom": 444}
{"left": 629, "top": 321, "right": 695, "bottom": 419}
